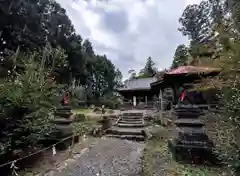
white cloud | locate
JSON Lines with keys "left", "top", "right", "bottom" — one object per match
{"left": 56, "top": 0, "right": 200, "bottom": 79}
{"left": 184, "top": 0, "right": 202, "bottom": 6}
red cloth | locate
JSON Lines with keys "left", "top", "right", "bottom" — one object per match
{"left": 64, "top": 98, "right": 68, "bottom": 104}
{"left": 63, "top": 93, "right": 69, "bottom": 105}
{"left": 180, "top": 91, "right": 185, "bottom": 101}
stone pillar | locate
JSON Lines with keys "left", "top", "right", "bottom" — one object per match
{"left": 133, "top": 96, "right": 136, "bottom": 107}
{"left": 159, "top": 89, "right": 163, "bottom": 119}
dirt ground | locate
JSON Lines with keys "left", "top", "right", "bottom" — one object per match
{"left": 17, "top": 110, "right": 236, "bottom": 176}
{"left": 19, "top": 136, "right": 99, "bottom": 176}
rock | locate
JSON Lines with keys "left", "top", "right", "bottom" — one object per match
{"left": 93, "top": 107, "right": 101, "bottom": 113}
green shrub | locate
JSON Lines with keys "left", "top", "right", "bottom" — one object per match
{"left": 102, "top": 99, "right": 120, "bottom": 109}
{"left": 69, "top": 97, "right": 80, "bottom": 108}
{"left": 74, "top": 113, "right": 86, "bottom": 122}
{"left": 0, "top": 50, "right": 63, "bottom": 157}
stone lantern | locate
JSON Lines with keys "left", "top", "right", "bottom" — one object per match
{"left": 51, "top": 91, "right": 75, "bottom": 150}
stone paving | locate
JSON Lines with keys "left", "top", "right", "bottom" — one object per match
{"left": 52, "top": 138, "right": 145, "bottom": 176}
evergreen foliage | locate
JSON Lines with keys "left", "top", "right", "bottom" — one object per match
{"left": 173, "top": 0, "right": 240, "bottom": 171}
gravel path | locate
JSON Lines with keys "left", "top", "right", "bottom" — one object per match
{"left": 53, "top": 138, "right": 145, "bottom": 176}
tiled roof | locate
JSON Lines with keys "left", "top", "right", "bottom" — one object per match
{"left": 166, "top": 66, "right": 221, "bottom": 75}
{"left": 150, "top": 66, "right": 221, "bottom": 87}
{"left": 118, "top": 77, "right": 157, "bottom": 91}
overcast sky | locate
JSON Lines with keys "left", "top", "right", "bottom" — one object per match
{"left": 56, "top": 0, "right": 201, "bottom": 79}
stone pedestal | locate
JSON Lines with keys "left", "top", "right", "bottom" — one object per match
{"left": 169, "top": 104, "right": 219, "bottom": 164}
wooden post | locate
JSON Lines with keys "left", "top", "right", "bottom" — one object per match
{"left": 145, "top": 96, "right": 147, "bottom": 105}
{"left": 69, "top": 135, "right": 75, "bottom": 157}
{"left": 168, "top": 101, "right": 173, "bottom": 118}
{"left": 172, "top": 84, "right": 177, "bottom": 105}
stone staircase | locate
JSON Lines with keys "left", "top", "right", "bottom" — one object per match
{"left": 105, "top": 112, "right": 146, "bottom": 141}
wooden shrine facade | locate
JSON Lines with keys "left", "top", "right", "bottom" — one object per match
{"left": 117, "top": 77, "right": 159, "bottom": 107}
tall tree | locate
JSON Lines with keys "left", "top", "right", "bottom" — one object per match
{"left": 179, "top": 1, "right": 213, "bottom": 58}
{"left": 114, "top": 68, "right": 123, "bottom": 88}
{"left": 179, "top": 1, "right": 212, "bottom": 42}
{"left": 139, "top": 57, "right": 157, "bottom": 77}
{"left": 226, "top": 0, "right": 240, "bottom": 34}
{"left": 0, "top": 0, "right": 123, "bottom": 100}
{"left": 171, "top": 44, "right": 189, "bottom": 68}
{"left": 0, "top": 0, "right": 76, "bottom": 83}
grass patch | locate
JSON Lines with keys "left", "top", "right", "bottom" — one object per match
{"left": 71, "top": 108, "right": 114, "bottom": 115}
{"left": 72, "top": 118, "right": 99, "bottom": 135}
{"left": 142, "top": 126, "right": 233, "bottom": 176}
{"left": 72, "top": 108, "right": 91, "bottom": 115}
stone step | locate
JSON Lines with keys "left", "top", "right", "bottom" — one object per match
{"left": 106, "top": 127, "right": 144, "bottom": 136}
{"left": 117, "top": 123, "right": 144, "bottom": 128}
{"left": 121, "top": 117, "right": 143, "bottom": 120}
{"left": 121, "top": 117, "right": 142, "bottom": 120}
{"left": 122, "top": 113, "right": 143, "bottom": 116}
{"left": 120, "top": 119, "right": 143, "bottom": 123}
{"left": 122, "top": 115, "right": 143, "bottom": 118}
{"left": 105, "top": 134, "right": 145, "bottom": 141}
{"left": 118, "top": 120, "right": 143, "bottom": 124}
{"left": 122, "top": 114, "right": 142, "bottom": 117}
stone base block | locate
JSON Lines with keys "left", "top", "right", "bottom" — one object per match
{"left": 55, "top": 111, "right": 72, "bottom": 118}
{"left": 175, "top": 119, "right": 205, "bottom": 127}
{"left": 56, "top": 106, "right": 71, "bottom": 111}
{"left": 168, "top": 138, "right": 219, "bottom": 165}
